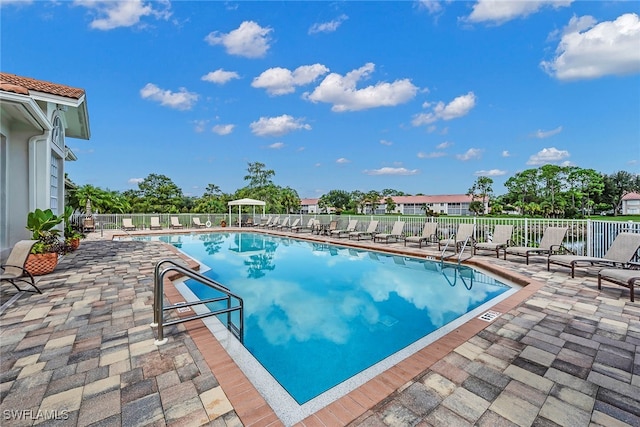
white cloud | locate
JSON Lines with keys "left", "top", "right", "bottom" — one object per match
{"left": 128, "top": 177, "right": 144, "bottom": 185}
{"left": 532, "top": 126, "right": 563, "bottom": 138}
{"left": 205, "top": 21, "right": 272, "bottom": 58}
{"left": 417, "top": 0, "right": 444, "bottom": 15}
{"left": 465, "top": 0, "right": 572, "bottom": 25}
{"left": 74, "top": 0, "right": 172, "bottom": 30}
{"left": 192, "top": 120, "right": 208, "bottom": 133}
{"left": 456, "top": 148, "right": 483, "bottom": 161}
{"left": 202, "top": 69, "right": 240, "bottom": 84}
{"left": 474, "top": 169, "right": 507, "bottom": 176}
{"left": 336, "top": 158, "right": 350, "bottom": 164}
{"left": 541, "top": 13, "right": 640, "bottom": 80}
{"left": 436, "top": 141, "right": 453, "bottom": 149}
{"left": 380, "top": 139, "right": 393, "bottom": 146}
{"left": 412, "top": 92, "right": 476, "bottom": 126}
{"left": 252, "top": 64, "right": 329, "bottom": 95}
{"left": 363, "top": 167, "right": 419, "bottom": 176}
{"left": 139, "top": 83, "right": 198, "bottom": 110}
{"left": 527, "top": 147, "right": 570, "bottom": 165}
{"left": 304, "top": 63, "right": 418, "bottom": 112}
{"left": 269, "top": 142, "right": 284, "bottom": 149}
{"left": 250, "top": 114, "right": 311, "bottom": 137}
{"left": 417, "top": 151, "right": 446, "bottom": 159}
{"left": 502, "top": 150, "right": 511, "bottom": 157}
{"left": 212, "top": 124, "right": 234, "bottom": 135}
{"left": 309, "top": 14, "right": 348, "bottom": 34}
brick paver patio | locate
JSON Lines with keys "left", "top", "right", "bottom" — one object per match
{"left": 1, "top": 228, "right": 638, "bottom": 426}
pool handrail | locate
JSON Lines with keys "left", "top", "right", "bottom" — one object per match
{"left": 151, "top": 259, "right": 244, "bottom": 345}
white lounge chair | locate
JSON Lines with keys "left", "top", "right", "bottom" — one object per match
{"left": 292, "top": 218, "right": 315, "bottom": 233}
{"left": 598, "top": 266, "right": 640, "bottom": 302}
{"left": 276, "top": 217, "right": 291, "bottom": 230}
{"left": 170, "top": 216, "right": 184, "bottom": 229}
{"left": 439, "top": 223, "right": 475, "bottom": 253}
{"left": 149, "top": 216, "right": 162, "bottom": 230}
{"left": 505, "top": 226, "right": 568, "bottom": 264}
{"left": 548, "top": 232, "right": 640, "bottom": 277}
{"left": 122, "top": 218, "right": 136, "bottom": 231}
{"left": 374, "top": 221, "right": 405, "bottom": 243}
{"left": 349, "top": 220, "right": 379, "bottom": 240}
{"left": 0, "top": 240, "right": 41, "bottom": 293}
{"left": 331, "top": 219, "right": 358, "bottom": 238}
{"left": 192, "top": 218, "right": 207, "bottom": 228}
{"left": 405, "top": 222, "right": 438, "bottom": 248}
{"left": 473, "top": 224, "right": 514, "bottom": 258}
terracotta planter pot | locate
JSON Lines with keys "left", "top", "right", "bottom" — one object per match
{"left": 24, "top": 252, "right": 58, "bottom": 276}
{"left": 68, "top": 238, "right": 80, "bottom": 251}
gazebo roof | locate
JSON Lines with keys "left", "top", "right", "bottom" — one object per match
{"left": 228, "top": 198, "right": 266, "bottom": 206}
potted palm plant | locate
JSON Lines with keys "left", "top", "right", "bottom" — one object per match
{"left": 24, "top": 208, "right": 68, "bottom": 275}
{"left": 62, "top": 206, "right": 84, "bottom": 251}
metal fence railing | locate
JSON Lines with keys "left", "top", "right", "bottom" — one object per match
{"left": 74, "top": 213, "right": 639, "bottom": 259}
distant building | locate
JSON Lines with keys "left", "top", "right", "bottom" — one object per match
{"left": 299, "top": 194, "right": 484, "bottom": 216}
{"left": 0, "top": 72, "right": 90, "bottom": 256}
{"left": 622, "top": 192, "right": 640, "bottom": 215}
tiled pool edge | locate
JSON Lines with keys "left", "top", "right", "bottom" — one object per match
{"left": 157, "top": 240, "right": 546, "bottom": 427}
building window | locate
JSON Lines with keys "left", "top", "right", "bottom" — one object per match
{"left": 50, "top": 154, "right": 61, "bottom": 215}
{"left": 51, "top": 116, "right": 64, "bottom": 150}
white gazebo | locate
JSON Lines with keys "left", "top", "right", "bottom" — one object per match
{"left": 228, "top": 198, "right": 266, "bottom": 227}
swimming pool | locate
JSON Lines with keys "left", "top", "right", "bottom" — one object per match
{"left": 152, "top": 232, "right": 514, "bottom": 409}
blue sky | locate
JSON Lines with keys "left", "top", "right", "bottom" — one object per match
{"left": 2, "top": 1, "right": 639, "bottom": 199}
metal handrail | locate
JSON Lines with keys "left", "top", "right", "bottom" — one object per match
{"left": 456, "top": 235, "right": 474, "bottom": 265}
{"left": 151, "top": 259, "right": 244, "bottom": 345}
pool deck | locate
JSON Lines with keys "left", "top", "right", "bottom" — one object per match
{"left": 1, "top": 226, "right": 639, "bottom": 426}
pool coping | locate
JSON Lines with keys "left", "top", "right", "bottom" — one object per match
{"left": 146, "top": 229, "right": 546, "bottom": 427}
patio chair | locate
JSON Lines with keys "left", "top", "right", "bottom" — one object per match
{"left": 405, "top": 222, "right": 438, "bottom": 248}
{"left": 439, "top": 223, "right": 475, "bottom": 253}
{"left": 292, "top": 218, "right": 315, "bottom": 233}
{"left": 349, "top": 220, "right": 379, "bottom": 240}
{"left": 149, "top": 216, "right": 162, "bottom": 230}
{"left": 275, "top": 217, "right": 290, "bottom": 230}
{"left": 170, "top": 216, "right": 184, "bottom": 229}
{"left": 473, "top": 224, "right": 514, "bottom": 258}
{"left": 192, "top": 217, "right": 207, "bottom": 228}
{"left": 374, "top": 221, "right": 405, "bottom": 243}
{"left": 505, "top": 226, "right": 568, "bottom": 265}
{"left": 331, "top": 219, "right": 358, "bottom": 238}
{"left": 548, "top": 232, "right": 640, "bottom": 278}
{"left": 257, "top": 217, "right": 273, "bottom": 228}
{"left": 83, "top": 217, "right": 95, "bottom": 233}
{"left": 283, "top": 218, "right": 300, "bottom": 231}
{"left": 122, "top": 218, "right": 136, "bottom": 231}
{"left": 598, "top": 265, "right": 640, "bottom": 302}
{"left": 268, "top": 217, "right": 283, "bottom": 229}
{"left": 0, "top": 240, "right": 41, "bottom": 293}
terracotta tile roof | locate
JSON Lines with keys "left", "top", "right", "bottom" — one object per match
{"left": 622, "top": 192, "right": 640, "bottom": 200}
{"left": 299, "top": 195, "right": 474, "bottom": 205}
{"left": 0, "top": 72, "right": 85, "bottom": 99}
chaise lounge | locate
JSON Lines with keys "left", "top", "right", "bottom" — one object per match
{"left": 405, "top": 222, "right": 438, "bottom": 248}
{"left": 0, "top": 240, "right": 41, "bottom": 293}
{"left": 598, "top": 265, "right": 640, "bottom": 302}
{"left": 374, "top": 221, "right": 405, "bottom": 243}
{"left": 505, "top": 226, "right": 568, "bottom": 264}
{"left": 473, "top": 224, "right": 514, "bottom": 258}
{"left": 439, "top": 223, "right": 475, "bottom": 253}
{"left": 548, "top": 232, "right": 640, "bottom": 277}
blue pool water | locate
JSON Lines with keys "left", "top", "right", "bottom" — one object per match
{"left": 156, "top": 232, "right": 510, "bottom": 404}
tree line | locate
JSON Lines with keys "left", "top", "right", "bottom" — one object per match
{"left": 66, "top": 162, "right": 639, "bottom": 218}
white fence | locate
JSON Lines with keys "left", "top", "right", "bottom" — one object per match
{"left": 75, "top": 213, "right": 640, "bottom": 259}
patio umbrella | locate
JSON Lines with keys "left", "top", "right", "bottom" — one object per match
{"left": 85, "top": 198, "right": 93, "bottom": 217}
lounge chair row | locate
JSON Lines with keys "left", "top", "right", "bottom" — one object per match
{"left": 121, "top": 217, "right": 211, "bottom": 230}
